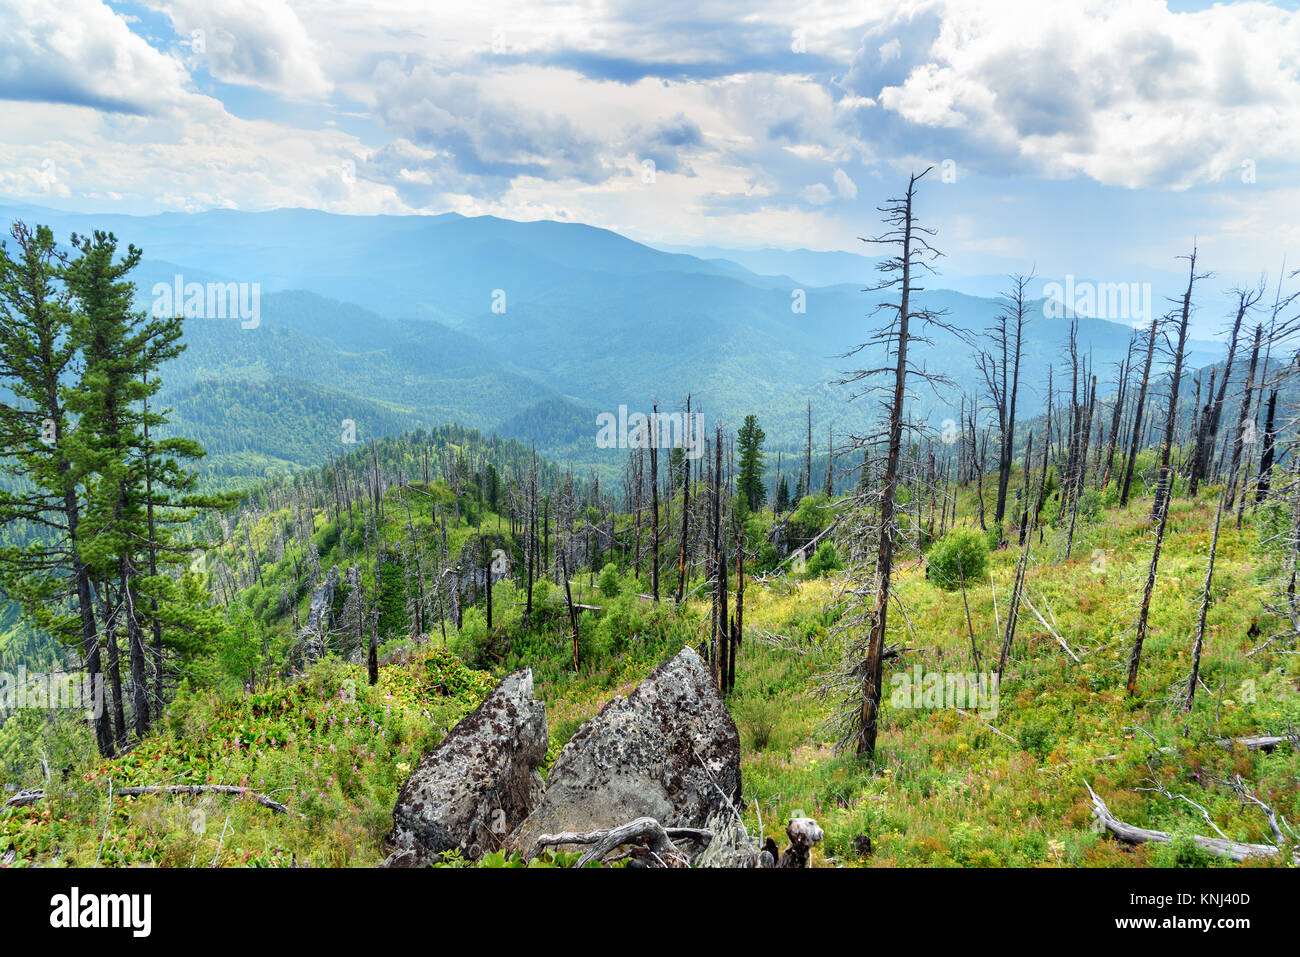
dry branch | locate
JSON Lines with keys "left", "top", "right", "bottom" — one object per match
{"left": 1084, "top": 781, "right": 1297, "bottom": 865}
{"left": 529, "top": 816, "right": 711, "bottom": 867}
{"left": 1021, "top": 592, "right": 1080, "bottom": 663}
{"left": 4, "top": 784, "right": 291, "bottom": 814}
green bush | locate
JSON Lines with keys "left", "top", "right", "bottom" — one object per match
{"left": 790, "top": 493, "right": 833, "bottom": 538}
{"left": 450, "top": 607, "right": 489, "bottom": 668}
{"left": 733, "top": 694, "right": 782, "bottom": 750}
{"left": 594, "top": 590, "right": 642, "bottom": 656}
{"left": 805, "top": 541, "right": 843, "bottom": 578}
{"left": 1100, "top": 482, "right": 1119, "bottom": 507}
{"left": 927, "top": 528, "right": 989, "bottom": 591}
{"left": 597, "top": 562, "right": 622, "bottom": 598}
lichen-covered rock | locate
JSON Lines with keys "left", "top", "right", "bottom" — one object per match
{"left": 382, "top": 669, "right": 546, "bottom": 866}
{"left": 693, "top": 810, "right": 758, "bottom": 868}
{"left": 509, "top": 646, "right": 741, "bottom": 857}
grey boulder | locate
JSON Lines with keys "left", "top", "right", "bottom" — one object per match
{"left": 382, "top": 668, "right": 547, "bottom": 865}
{"left": 510, "top": 646, "right": 741, "bottom": 857}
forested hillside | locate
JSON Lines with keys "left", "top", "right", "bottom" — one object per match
{"left": 0, "top": 204, "right": 1227, "bottom": 486}
{"left": 2, "top": 179, "right": 1298, "bottom": 871}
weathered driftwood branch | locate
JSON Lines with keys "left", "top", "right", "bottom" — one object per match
{"left": 1084, "top": 781, "right": 1297, "bottom": 865}
{"left": 1217, "top": 734, "right": 1297, "bottom": 752}
{"left": 1021, "top": 592, "right": 1080, "bottom": 663}
{"left": 3, "top": 784, "right": 290, "bottom": 814}
{"left": 530, "top": 816, "right": 711, "bottom": 867}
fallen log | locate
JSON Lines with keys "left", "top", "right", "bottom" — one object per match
{"left": 1083, "top": 781, "right": 1297, "bottom": 865}
{"left": 1216, "top": 734, "right": 1297, "bottom": 752}
{"left": 3, "top": 784, "right": 290, "bottom": 814}
{"left": 530, "top": 816, "right": 711, "bottom": 867}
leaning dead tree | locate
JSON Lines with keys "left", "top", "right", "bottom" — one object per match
{"left": 827, "top": 168, "right": 960, "bottom": 761}
{"left": 1185, "top": 482, "right": 1228, "bottom": 713}
{"left": 996, "top": 429, "right": 1038, "bottom": 682}
{"left": 1119, "top": 304, "right": 1160, "bottom": 507}
{"left": 1150, "top": 245, "right": 1204, "bottom": 522}
{"left": 1127, "top": 247, "right": 1203, "bottom": 697}
{"left": 1188, "top": 286, "right": 1259, "bottom": 495}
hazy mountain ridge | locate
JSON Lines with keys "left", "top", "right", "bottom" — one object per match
{"left": 0, "top": 203, "right": 1233, "bottom": 480}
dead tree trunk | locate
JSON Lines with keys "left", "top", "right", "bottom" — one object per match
{"left": 1120, "top": 310, "right": 1160, "bottom": 507}
{"left": 1186, "top": 483, "right": 1228, "bottom": 712}
{"left": 650, "top": 403, "right": 660, "bottom": 601}
{"left": 675, "top": 394, "right": 692, "bottom": 604}
{"left": 842, "top": 169, "right": 945, "bottom": 761}
{"left": 1150, "top": 249, "right": 1200, "bottom": 521}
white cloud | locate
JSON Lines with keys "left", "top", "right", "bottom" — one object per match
{"left": 1, "top": 0, "right": 1297, "bottom": 271}
{"left": 859, "top": 0, "right": 1300, "bottom": 189}
{"left": 802, "top": 182, "right": 833, "bottom": 205}
{"left": 146, "top": 0, "right": 332, "bottom": 99}
{"left": 0, "top": 0, "right": 194, "bottom": 114}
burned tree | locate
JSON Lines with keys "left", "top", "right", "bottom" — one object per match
{"left": 830, "top": 169, "right": 954, "bottom": 761}
{"left": 1120, "top": 305, "right": 1161, "bottom": 508}
{"left": 976, "top": 273, "right": 1031, "bottom": 528}
{"left": 1127, "top": 247, "right": 1205, "bottom": 696}
{"left": 1188, "top": 287, "right": 1258, "bottom": 495}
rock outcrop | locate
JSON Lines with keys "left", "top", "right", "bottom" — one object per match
{"left": 509, "top": 646, "right": 741, "bottom": 857}
{"left": 301, "top": 565, "right": 341, "bottom": 661}
{"left": 382, "top": 669, "right": 547, "bottom": 866}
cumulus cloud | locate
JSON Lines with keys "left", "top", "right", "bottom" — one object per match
{"left": 146, "top": 0, "right": 332, "bottom": 99}
{"left": 368, "top": 61, "right": 611, "bottom": 184}
{"left": 626, "top": 114, "right": 705, "bottom": 174}
{"left": 845, "top": 0, "right": 1300, "bottom": 189}
{"left": 833, "top": 167, "right": 857, "bottom": 198}
{"left": 801, "top": 182, "right": 833, "bottom": 205}
{"left": 0, "top": 0, "right": 194, "bottom": 114}
{"left": 2, "top": 0, "right": 1297, "bottom": 266}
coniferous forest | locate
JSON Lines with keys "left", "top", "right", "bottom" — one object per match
{"left": 0, "top": 1, "right": 1297, "bottom": 939}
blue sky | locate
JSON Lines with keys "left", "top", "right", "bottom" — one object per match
{"left": 1, "top": 0, "right": 1298, "bottom": 335}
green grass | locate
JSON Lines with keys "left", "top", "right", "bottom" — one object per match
{"left": 3, "top": 480, "right": 1298, "bottom": 868}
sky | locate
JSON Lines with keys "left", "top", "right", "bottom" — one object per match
{"left": 1, "top": 0, "right": 1298, "bottom": 332}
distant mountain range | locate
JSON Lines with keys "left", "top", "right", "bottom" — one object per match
{"left": 1, "top": 202, "right": 1230, "bottom": 483}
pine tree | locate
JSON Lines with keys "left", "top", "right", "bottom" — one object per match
{"left": 775, "top": 475, "right": 791, "bottom": 513}
{"left": 736, "top": 414, "right": 766, "bottom": 512}
{"left": 0, "top": 222, "right": 114, "bottom": 756}
{"left": 62, "top": 230, "right": 219, "bottom": 740}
